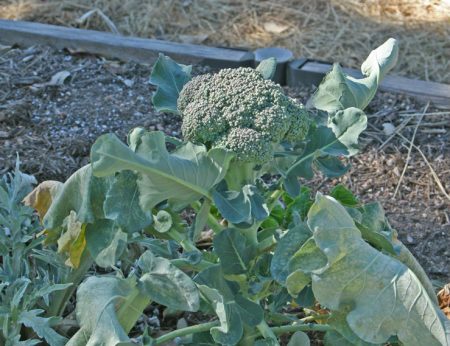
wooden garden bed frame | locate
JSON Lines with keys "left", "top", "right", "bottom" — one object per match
{"left": 1, "top": 19, "right": 449, "bottom": 107}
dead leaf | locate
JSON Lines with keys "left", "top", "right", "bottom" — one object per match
{"left": 437, "top": 284, "right": 450, "bottom": 319}
{"left": 30, "top": 71, "right": 71, "bottom": 90}
{"left": 48, "top": 71, "right": 71, "bottom": 86}
{"left": 23, "top": 180, "right": 63, "bottom": 222}
{"left": 263, "top": 21, "right": 289, "bottom": 34}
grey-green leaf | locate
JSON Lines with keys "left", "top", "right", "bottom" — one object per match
{"left": 270, "top": 223, "right": 312, "bottom": 284}
{"left": 138, "top": 250, "right": 200, "bottom": 311}
{"left": 327, "top": 107, "right": 367, "bottom": 156}
{"left": 256, "top": 57, "right": 277, "bottom": 80}
{"left": 85, "top": 219, "right": 127, "bottom": 268}
{"left": 213, "top": 228, "right": 257, "bottom": 275}
{"left": 103, "top": 170, "right": 152, "bottom": 234}
{"left": 286, "top": 270, "right": 311, "bottom": 297}
{"left": 308, "top": 38, "right": 398, "bottom": 112}
{"left": 149, "top": 54, "right": 192, "bottom": 114}
{"left": 287, "top": 331, "right": 310, "bottom": 346}
{"left": 198, "top": 285, "right": 243, "bottom": 345}
{"left": 43, "top": 165, "right": 112, "bottom": 230}
{"left": 18, "top": 310, "right": 67, "bottom": 346}
{"left": 288, "top": 237, "right": 328, "bottom": 274}
{"left": 91, "top": 130, "right": 233, "bottom": 210}
{"left": 307, "top": 194, "right": 450, "bottom": 345}
{"left": 213, "top": 185, "right": 269, "bottom": 226}
{"left": 66, "top": 276, "right": 142, "bottom": 346}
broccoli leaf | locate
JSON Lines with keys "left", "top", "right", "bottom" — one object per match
{"left": 307, "top": 38, "right": 398, "bottom": 113}
{"left": 91, "top": 129, "right": 234, "bottom": 210}
{"left": 85, "top": 219, "right": 127, "bottom": 268}
{"left": 306, "top": 194, "right": 450, "bottom": 345}
{"left": 287, "top": 331, "right": 310, "bottom": 346}
{"left": 65, "top": 276, "right": 140, "bottom": 346}
{"left": 149, "top": 54, "right": 192, "bottom": 114}
{"left": 213, "top": 228, "right": 257, "bottom": 275}
{"left": 42, "top": 165, "right": 112, "bottom": 230}
{"left": 196, "top": 266, "right": 264, "bottom": 345}
{"left": 270, "top": 223, "right": 311, "bottom": 284}
{"left": 212, "top": 185, "right": 269, "bottom": 226}
{"left": 256, "top": 57, "right": 277, "bottom": 80}
{"left": 103, "top": 170, "right": 152, "bottom": 234}
{"left": 138, "top": 250, "right": 200, "bottom": 312}
{"left": 67, "top": 251, "right": 199, "bottom": 346}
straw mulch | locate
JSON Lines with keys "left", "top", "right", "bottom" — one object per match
{"left": 1, "top": 0, "right": 449, "bottom": 83}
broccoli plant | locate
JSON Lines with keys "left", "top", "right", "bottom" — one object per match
{"left": 176, "top": 66, "right": 310, "bottom": 190}
{"left": 25, "top": 38, "right": 450, "bottom": 346}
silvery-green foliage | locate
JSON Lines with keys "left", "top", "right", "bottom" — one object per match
{"left": 0, "top": 162, "right": 68, "bottom": 345}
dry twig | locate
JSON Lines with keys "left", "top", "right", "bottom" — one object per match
{"left": 392, "top": 102, "right": 429, "bottom": 199}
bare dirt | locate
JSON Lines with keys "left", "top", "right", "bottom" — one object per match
{"left": 0, "top": 45, "right": 449, "bottom": 342}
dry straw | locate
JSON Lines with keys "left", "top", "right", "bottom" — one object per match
{"left": 1, "top": 0, "right": 449, "bottom": 83}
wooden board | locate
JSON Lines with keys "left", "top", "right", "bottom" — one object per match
{"left": 0, "top": 19, "right": 254, "bottom": 67}
{"left": 298, "top": 61, "right": 450, "bottom": 107}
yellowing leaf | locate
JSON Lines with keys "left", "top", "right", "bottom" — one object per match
{"left": 57, "top": 211, "right": 87, "bottom": 268}
{"left": 23, "top": 180, "right": 62, "bottom": 222}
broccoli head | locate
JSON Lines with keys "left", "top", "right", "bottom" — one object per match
{"left": 177, "top": 67, "right": 310, "bottom": 164}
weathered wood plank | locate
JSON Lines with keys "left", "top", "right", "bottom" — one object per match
{"left": 0, "top": 19, "right": 254, "bottom": 67}
{"left": 298, "top": 61, "right": 450, "bottom": 107}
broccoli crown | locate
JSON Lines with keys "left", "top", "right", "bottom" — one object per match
{"left": 177, "top": 67, "right": 310, "bottom": 163}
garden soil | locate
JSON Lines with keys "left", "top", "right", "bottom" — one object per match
{"left": 0, "top": 45, "right": 449, "bottom": 343}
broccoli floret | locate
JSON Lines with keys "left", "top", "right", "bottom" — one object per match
{"left": 216, "top": 128, "right": 273, "bottom": 164}
{"left": 177, "top": 67, "right": 310, "bottom": 164}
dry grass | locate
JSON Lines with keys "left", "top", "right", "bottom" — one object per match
{"left": 1, "top": 0, "right": 449, "bottom": 83}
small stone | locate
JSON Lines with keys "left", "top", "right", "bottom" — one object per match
{"left": 382, "top": 122, "right": 395, "bottom": 136}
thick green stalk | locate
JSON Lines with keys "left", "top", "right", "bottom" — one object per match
{"left": 271, "top": 323, "right": 332, "bottom": 334}
{"left": 47, "top": 253, "right": 94, "bottom": 317}
{"left": 153, "top": 320, "right": 331, "bottom": 345}
{"left": 171, "top": 258, "right": 215, "bottom": 272}
{"left": 154, "top": 321, "right": 219, "bottom": 345}
{"left": 117, "top": 288, "right": 151, "bottom": 333}
{"left": 192, "top": 201, "right": 224, "bottom": 234}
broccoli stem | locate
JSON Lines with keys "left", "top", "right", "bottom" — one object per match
{"left": 224, "top": 162, "right": 259, "bottom": 191}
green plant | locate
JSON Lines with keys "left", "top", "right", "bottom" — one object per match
{"left": 26, "top": 38, "right": 450, "bottom": 345}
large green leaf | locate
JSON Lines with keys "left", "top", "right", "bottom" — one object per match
{"left": 137, "top": 250, "right": 200, "bottom": 311}
{"left": 103, "top": 170, "right": 152, "bottom": 234}
{"left": 85, "top": 219, "right": 127, "bottom": 268}
{"left": 43, "top": 165, "right": 111, "bottom": 230}
{"left": 198, "top": 285, "right": 243, "bottom": 346}
{"left": 307, "top": 194, "right": 450, "bottom": 345}
{"left": 270, "top": 223, "right": 311, "bottom": 284}
{"left": 308, "top": 38, "right": 398, "bottom": 112}
{"left": 149, "top": 53, "right": 192, "bottom": 114}
{"left": 91, "top": 130, "right": 233, "bottom": 210}
{"left": 18, "top": 310, "right": 67, "bottom": 346}
{"left": 196, "top": 265, "right": 264, "bottom": 344}
{"left": 327, "top": 108, "right": 367, "bottom": 156}
{"left": 212, "top": 185, "right": 269, "bottom": 226}
{"left": 213, "top": 228, "right": 257, "bottom": 275}
{"left": 347, "top": 201, "right": 437, "bottom": 302}
{"left": 66, "top": 276, "right": 141, "bottom": 346}
{"left": 325, "top": 311, "right": 379, "bottom": 346}
{"left": 284, "top": 126, "right": 356, "bottom": 196}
